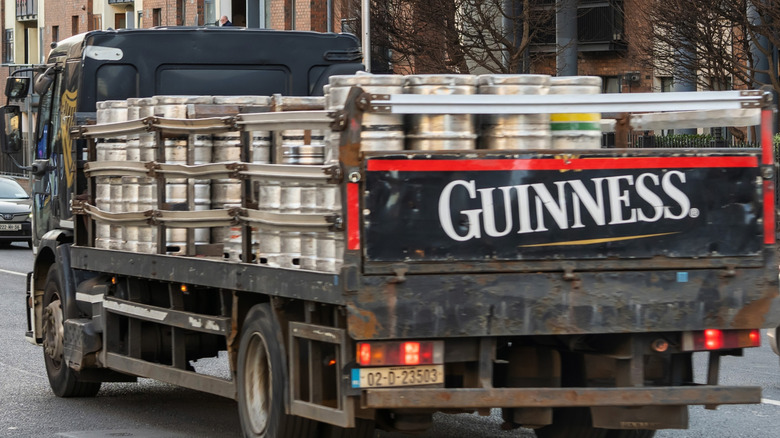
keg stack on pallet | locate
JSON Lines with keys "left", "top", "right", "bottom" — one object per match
{"left": 89, "top": 74, "right": 603, "bottom": 273}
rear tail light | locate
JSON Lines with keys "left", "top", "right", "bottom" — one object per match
{"left": 356, "top": 340, "right": 444, "bottom": 366}
{"left": 681, "top": 329, "right": 761, "bottom": 351}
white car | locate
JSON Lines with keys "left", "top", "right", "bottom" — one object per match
{"left": 0, "top": 177, "right": 32, "bottom": 248}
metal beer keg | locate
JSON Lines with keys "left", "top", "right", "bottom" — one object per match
{"left": 549, "top": 76, "right": 603, "bottom": 149}
{"left": 405, "top": 75, "right": 478, "bottom": 150}
{"left": 326, "top": 74, "right": 405, "bottom": 153}
{"left": 478, "top": 74, "right": 551, "bottom": 149}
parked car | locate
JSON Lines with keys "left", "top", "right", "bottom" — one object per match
{"left": 0, "top": 177, "right": 31, "bottom": 248}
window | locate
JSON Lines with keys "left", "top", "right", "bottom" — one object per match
{"left": 176, "top": 0, "right": 184, "bottom": 26}
{"left": 0, "top": 178, "right": 29, "bottom": 199}
{"left": 36, "top": 75, "right": 55, "bottom": 159}
{"left": 603, "top": 76, "right": 621, "bottom": 93}
{"left": 153, "top": 9, "right": 162, "bottom": 27}
{"left": 204, "top": 0, "right": 216, "bottom": 25}
{"left": 3, "top": 30, "right": 13, "bottom": 64}
{"left": 72, "top": 16, "right": 79, "bottom": 35}
{"left": 660, "top": 77, "right": 674, "bottom": 92}
{"left": 52, "top": 26, "right": 59, "bottom": 44}
{"left": 96, "top": 65, "right": 139, "bottom": 102}
{"left": 115, "top": 13, "right": 127, "bottom": 29}
{"left": 91, "top": 15, "right": 103, "bottom": 31}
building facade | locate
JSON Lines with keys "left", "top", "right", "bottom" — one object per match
{"left": 0, "top": 0, "right": 353, "bottom": 85}
{"left": 0, "top": 1, "right": 740, "bottom": 96}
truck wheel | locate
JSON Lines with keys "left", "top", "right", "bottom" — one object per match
{"left": 535, "top": 408, "right": 608, "bottom": 438}
{"left": 237, "top": 303, "right": 317, "bottom": 438}
{"left": 606, "top": 430, "right": 656, "bottom": 438}
{"left": 42, "top": 266, "right": 101, "bottom": 397}
{"left": 320, "top": 419, "right": 377, "bottom": 438}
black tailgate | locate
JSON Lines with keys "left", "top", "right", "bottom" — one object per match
{"left": 363, "top": 150, "right": 763, "bottom": 263}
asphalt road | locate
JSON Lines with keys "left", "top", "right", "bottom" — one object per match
{"left": 1, "top": 243, "right": 779, "bottom": 437}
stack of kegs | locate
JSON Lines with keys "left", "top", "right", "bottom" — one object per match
{"left": 153, "top": 96, "right": 214, "bottom": 254}
{"left": 124, "top": 97, "right": 157, "bottom": 253}
{"left": 93, "top": 74, "right": 605, "bottom": 272}
{"left": 211, "top": 96, "right": 272, "bottom": 262}
{"left": 95, "top": 100, "right": 128, "bottom": 250}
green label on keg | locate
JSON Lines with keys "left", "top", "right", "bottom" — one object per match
{"left": 550, "top": 122, "right": 602, "bottom": 131}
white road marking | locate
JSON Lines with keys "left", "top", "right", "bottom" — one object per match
{"left": 0, "top": 268, "right": 26, "bottom": 277}
{"left": 762, "top": 398, "right": 780, "bottom": 407}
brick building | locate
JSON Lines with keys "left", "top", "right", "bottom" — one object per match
{"left": 0, "top": 0, "right": 351, "bottom": 86}
{"left": 0, "top": 0, "right": 730, "bottom": 96}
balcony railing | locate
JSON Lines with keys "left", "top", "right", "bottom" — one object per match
{"left": 108, "top": 0, "right": 135, "bottom": 4}
{"left": 530, "top": 0, "right": 626, "bottom": 53}
{"left": 16, "top": 0, "right": 36, "bottom": 19}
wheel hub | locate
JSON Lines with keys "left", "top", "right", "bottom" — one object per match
{"left": 42, "top": 299, "right": 64, "bottom": 363}
{"left": 245, "top": 332, "right": 271, "bottom": 435}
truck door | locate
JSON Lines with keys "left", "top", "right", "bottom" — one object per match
{"left": 31, "top": 67, "right": 63, "bottom": 245}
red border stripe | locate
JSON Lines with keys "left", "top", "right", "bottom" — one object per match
{"left": 367, "top": 156, "right": 758, "bottom": 172}
{"left": 347, "top": 183, "right": 360, "bottom": 250}
{"left": 764, "top": 180, "right": 775, "bottom": 244}
{"left": 761, "top": 110, "right": 776, "bottom": 243}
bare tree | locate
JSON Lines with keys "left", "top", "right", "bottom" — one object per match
{"left": 634, "top": 0, "right": 780, "bottom": 95}
{"left": 341, "top": 0, "right": 556, "bottom": 74}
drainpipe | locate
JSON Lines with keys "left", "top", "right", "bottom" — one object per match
{"left": 556, "top": 0, "right": 577, "bottom": 76}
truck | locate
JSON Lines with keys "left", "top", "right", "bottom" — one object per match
{"left": 1, "top": 27, "right": 779, "bottom": 438}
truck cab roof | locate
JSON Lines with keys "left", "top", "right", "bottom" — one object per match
{"left": 48, "top": 27, "right": 364, "bottom": 111}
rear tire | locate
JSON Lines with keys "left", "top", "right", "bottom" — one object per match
{"left": 535, "top": 408, "right": 608, "bottom": 438}
{"left": 319, "top": 418, "right": 377, "bottom": 438}
{"left": 237, "top": 303, "right": 317, "bottom": 438}
{"left": 42, "top": 265, "right": 101, "bottom": 397}
{"left": 606, "top": 430, "right": 656, "bottom": 438}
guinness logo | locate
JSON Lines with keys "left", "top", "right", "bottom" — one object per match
{"left": 438, "top": 171, "right": 694, "bottom": 243}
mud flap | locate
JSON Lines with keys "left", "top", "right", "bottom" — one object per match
{"left": 590, "top": 406, "right": 688, "bottom": 430}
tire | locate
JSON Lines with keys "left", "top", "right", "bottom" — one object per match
{"left": 27, "top": 239, "right": 33, "bottom": 249}
{"left": 535, "top": 408, "right": 608, "bottom": 438}
{"left": 605, "top": 430, "right": 656, "bottom": 438}
{"left": 42, "top": 265, "right": 101, "bottom": 397}
{"left": 320, "top": 418, "right": 377, "bottom": 438}
{"left": 237, "top": 303, "right": 317, "bottom": 438}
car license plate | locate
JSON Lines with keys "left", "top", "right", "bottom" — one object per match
{"left": 0, "top": 224, "right": 21, "bottom": 231}
{"left": 351, "top": 365, "right": 444, "bottom": 388}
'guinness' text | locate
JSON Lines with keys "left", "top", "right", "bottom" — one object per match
{"left": 438, "top": 171, "right": 692, "bottom": 242}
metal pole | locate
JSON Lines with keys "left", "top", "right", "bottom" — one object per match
{"left": 362, "top": 0, "right": 371, "bottom": 72}
{"left": 327, "top": 0, "right": 333, "bottom": 32}
{"left": 556, "top": 0, "right": 578, "bottom": 76}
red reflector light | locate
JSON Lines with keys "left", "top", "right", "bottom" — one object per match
{"left": 356, "top": 340, "right": 444, "bottom": 366}
{"left": 403, "top": 342, "right": 420, "bottom": 365}
{"left": 704, "top": 329, "right": 723, "bottom": 350}
{"left": 358, "top": 343, "right": 371, "bottom": 366}
{"left": 682, "top": 329, "right": 761, "bottom": 351}
{"left": 749, "top": 329, "right": 760, "bottom": 344}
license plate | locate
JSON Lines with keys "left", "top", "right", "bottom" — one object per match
{"left": 351, "top": 365, "right": 444, "bottom": 388}
{"left": 0, "top": 224, "right": 21, "bottom": 231}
